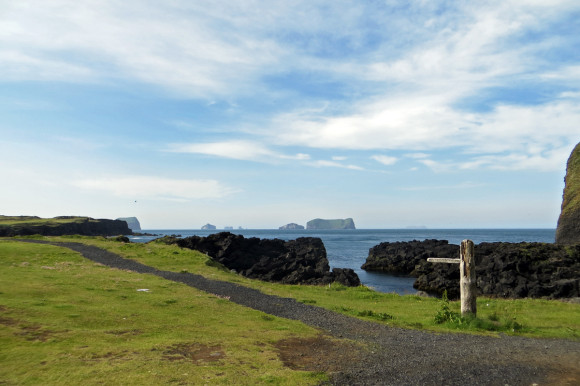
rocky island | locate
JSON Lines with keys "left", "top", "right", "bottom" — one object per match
{"left": 306, "top": 218, "right": 356, "bottom": 230}
{"left": 279, "top": 223, "right": 305, "bottom": 230}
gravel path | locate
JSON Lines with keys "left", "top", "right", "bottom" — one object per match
{"left": 22, "top": 240, "right": 580, "bottom": 385}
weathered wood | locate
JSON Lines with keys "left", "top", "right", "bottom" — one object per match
{"left": 459, "top": 239, "right": 476, "bottom": 316}
{"left": 427, "top": 239, "right": 477, "bottom": 317}
{"left": 426, "top": 258, "right": 460, "bottom": 264}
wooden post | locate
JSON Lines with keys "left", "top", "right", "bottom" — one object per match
{"left": 427, "top": 239, "right": 476, "bottom": 317}
{"left": 459, "top": 240, "right": 476, "bottom": 316}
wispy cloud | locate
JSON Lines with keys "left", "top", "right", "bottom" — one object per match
{"left": 399, "top": 181, "right": 487, "bottom": 191}
{"left": 73, "top": 176, "right": 237, "bottom": 201}
{"left": 167, "top": 140, "right": 310, "bottom": 162}
{"left": 309, "top": 160, "right": 363, "bottom": 170}
{"left": 372, "top": 155, "right": 398, "bottom": 166}
{"left": 168, "top": 140, "right": 275, "bottom": 161}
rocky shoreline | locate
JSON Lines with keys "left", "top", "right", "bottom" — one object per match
{"left": 362, "top": 239, "right": 580, "bottom": 300}
{"left": 167, "top": 232, "right": 361, "bottom": 287}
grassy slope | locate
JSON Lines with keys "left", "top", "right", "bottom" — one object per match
{"left": 0, "top": 216, "right": 96, "bottom": 227}
{"left": 0, "top": 240, "right": 327, "bottom": 385}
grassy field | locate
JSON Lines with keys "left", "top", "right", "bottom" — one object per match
{"left": 1, "top": 236, "right": 579, "bottom": 384}
{"left": 0, "top": 240, "right": 329, "bottom": 385}
{"left": 75, "top": 236, "right": 579, "bottom": 339}
{"left": 0, "top": 216, "right": 96, "bottom": 226}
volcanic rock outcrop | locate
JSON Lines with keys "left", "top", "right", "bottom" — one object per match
{"left": 362, "top": 240, "right": 579, "bottom": 299}
{"left": 556, "top": 142, "right": 580, "bottom": 245}
{"left": 176, "top": 232, "right": 360, "bottom": 287}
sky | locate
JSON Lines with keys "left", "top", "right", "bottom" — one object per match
{"left": 1, "top": 0, "right": 579, "bottom": 229}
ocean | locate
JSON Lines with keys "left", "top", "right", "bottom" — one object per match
{"left": 129, "top": 229, "right": 556, "bottom": 295}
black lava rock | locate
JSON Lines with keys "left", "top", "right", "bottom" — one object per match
{"left": 362, "top": 240, "right": 579, "bottom": 299}
{"left": 176, "top": 232, "right": 360, "bottom": 287}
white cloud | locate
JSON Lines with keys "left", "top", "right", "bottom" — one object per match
{"left": 310, "top": 160, "right": 363, "bottom": 170}
{"left": 406, "top": 153, "right": 430, "bottom": 159}
{"left": 371, "top": 155, "right": 398, "bottom": 166}
{"left": 167, "top": 140, "right": 310, "bottom": 162}
{"left": 3, "top": 0, "right": 578, "bottom": 174}
{"left": 168, "top": 140, "right": 275, "bottom": 161}
{"left": 419, "top": 143, "right": 573, "bottom": 173}
{"left": 73, "top": 176, "right": 237, "bottom": 201}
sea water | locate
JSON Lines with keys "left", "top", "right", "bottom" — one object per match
{"left": 129, "top": 229, "right": 556, "bottom": 295}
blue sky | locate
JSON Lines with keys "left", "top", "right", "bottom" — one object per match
{"left": 1, "top": 0, "right": 579, "bottom": 229}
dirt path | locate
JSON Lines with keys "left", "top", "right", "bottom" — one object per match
{"left": 22, "top": 240, "right": 580, "bottom": 385}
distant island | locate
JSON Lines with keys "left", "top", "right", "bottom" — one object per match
{"left": 306, "top": 218, "right": 356, "bottom": 230}
{"left": 201, "top": 223, "right": 216, "bottom": 230}
{"left": 279, "top": 223, "right": 305, "bottom": 230}
{"left": 116, "top": 217, "right": 141, "bottom": 231}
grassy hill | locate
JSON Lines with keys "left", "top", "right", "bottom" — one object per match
{"left": 0, "top": 215, "right": 131, "bottom": 237}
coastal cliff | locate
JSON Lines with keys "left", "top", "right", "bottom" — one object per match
{"left": 556, "top": 142, "right": 580, "bottom": 245}
{"left": 0, "top": 215, "right": 132, "bottom": 237}
{"left": 306, "top": 218, "right": 356, "bottom": 230}
{"left": 116, "top": 217, "right": 141, "bottom": 231}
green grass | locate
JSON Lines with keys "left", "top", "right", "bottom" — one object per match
{"left": 0, "top": 240, "right": 328, "bottom": 385}
{"left": 2, "top": 236, "right": 579, "bottom": 384}
{"left": 0, "top": 215, "right": 97, "bottom": 227}
{"left": 47, "top": 236, "right": 580, "bottom": 339}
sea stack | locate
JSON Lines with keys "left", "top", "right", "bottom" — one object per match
{"left": 556, "top": 142, "right": 580, "bottom": 245}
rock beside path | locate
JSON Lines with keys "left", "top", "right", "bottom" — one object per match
{"left": 362, "top": 240, "right": 580, "bottom": 299}
{"left": 176, "top": 232, "right": 361, "bottom": 287}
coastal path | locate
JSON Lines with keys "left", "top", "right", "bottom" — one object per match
{"left": 18, "top": 240, "right": 580, "bottom": 385}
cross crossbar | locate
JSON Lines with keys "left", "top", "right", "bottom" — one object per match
{"left": 426, "top": 258, "right": 460, "bottom": 264}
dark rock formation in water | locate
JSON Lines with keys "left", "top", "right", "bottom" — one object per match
{"left": 0, "top": 216, "right": 132, "bottom": 237}
{"left": 176, "top": 232, "right": 360, "bottom": 287}
{"left": 306, "top": 218, "right": 356, "bottom": 230}
{"left": 362, "top": 240, "right": 579, "bottom": 299}
{"left": 556, "top": 142, "right": 580, "bottom": 245}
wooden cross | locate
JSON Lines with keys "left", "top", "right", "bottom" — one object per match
{"left": 427, "top": 239, "right": 477, "bottom": 317}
